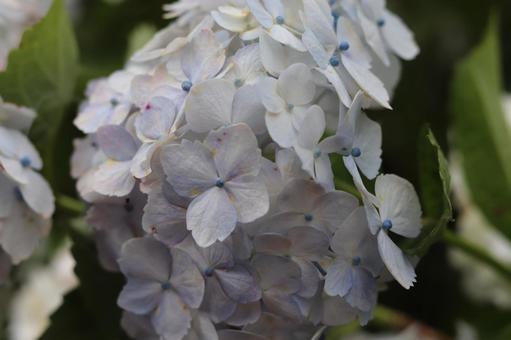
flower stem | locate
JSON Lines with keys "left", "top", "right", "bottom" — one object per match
{"left": 443, "top": 229, "right": 511, "bottom": 283}
{"left": 56, "top": 195, "right": 86, "bottom": 215}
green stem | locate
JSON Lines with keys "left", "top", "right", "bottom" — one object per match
{"left": 56, "top": 195, "right": 86, "bottom": 215}
{"left": 443, "top": 229, "right": 511, "bottom": 283}
{"left": 334, "top": 178, "right": 361, "bottom": 199}
{"left": 372, "top": 305, "right": 410, "bottom": 329}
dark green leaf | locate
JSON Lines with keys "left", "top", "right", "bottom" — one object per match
{"left": 404, "top": 127, "right": 452, "bottom": 256}
{"left": 0, "top": 0, "right": 79, "bottom": 187}
{"left": 450, "top": 16, "right": 511, "bottom": 240}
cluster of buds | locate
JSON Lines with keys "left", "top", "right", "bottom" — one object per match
{"left": 71, "top": 0, "right": 422, "bottom": 339}
{"left": 0, "top": 98, "right": 55, "bottom": 281}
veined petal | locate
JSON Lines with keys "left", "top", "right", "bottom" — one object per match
{"left": 341, "top": 54, "right": 391, "bottom": 109}
{"left": 375, "top": 174, "right": 422, "bottom": 238}
{"left": 185, "top": 79, "right": 236, "bottom": 133}
{"left": 246, "top": 0, "right": 273, "bottom": 28}
{"left": 19, "top": 170, "right": 55, "bottom": 218}
{"left": 161, "top": 140, "right": 217, "bottom": 198}
{"left": 186, "top": 188, "right": 238, "bottom": 247}
{"left": 225, "top": 175, "right": 269, "bottom": 223}
{"left": 377, "top": 231, "right": 416, "bottom": 289}
{"left": 93, "top": 160, "right": 136, "bottom": 197}
{"left": 324, "top": 259, "right": 352, "bottom": 297}
{"left": 151, "top": 291, "right": 192, "bottom": 340}
{"left": 205, "top": 124, "right": 261, "bottom": 180}
{"left": 268, "top": 25, "right": 306, "bottom": 52}
{"left": 278, "top": 63, "right": 315, "bottom": 106}
{"left": 381, "top": 10, "right": 419, "bottom": 60}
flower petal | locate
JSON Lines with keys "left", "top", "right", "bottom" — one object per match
{"left": 377, "top": 231, "right": 416, "bottom": 289}
{"left": 185, "top": 79, "right": 236, "bottom": 133}
{"left": 186, "top": 187, "right": 238, "bottom": 247}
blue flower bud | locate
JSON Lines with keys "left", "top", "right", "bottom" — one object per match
{"left": 313, "top": 148, "right": 322, "bottom": 159}
{"left": 110, "top": 98, "right": 119, "bottom": 107}
{"left": 20, "top": 156, "right": 31, "bottom": 168}
{"left": 329, "top": 56, "right": 340, "bottom": 67}
{"left": 181, "top": 80, "right": 193, "bottom": 92}
{"left": 234, "top": 79, "right": 244, "bottom": 88}
{"left": 215, "top": 178, "right": 225, "bottom": 188}
{"left": 351, "top": 147, "right": 361, "bottom": 158}
{"left": 204, "top": 267, "right": 215, "bottom": 277}
{"left": 382, "top": 219, "right": 393, "bottom": 231}
{"left": 339, "top": 41, "right": 350, "bottom": 51}
{"left": 304, "top": 213, "right": 313, "bottom": 222}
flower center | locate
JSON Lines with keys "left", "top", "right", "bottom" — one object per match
{"left": 204, "top": 267, "right": 215, "bottom": 277}
{"left": 329, "top": 55, "right": 340, "bottom": 67}
{"left": 110, "top": 98, "right": 119, "bottom": 107}
{"left": 215, "top": 178, "right": 225, "bottom": 188}
{"left": 275, "top": 16, "right": 285, "bottom": 25}
{"left": 382, "top": 219, "right": 393, "bottom": 231}
{"left": 351, "top": 147, "right": 361, "bottom": 158}
{"left": 304, "top": 213, "right": 313, "bottom": 222}
{"left": 161, "top": 281, "right": 172, "bottom": 290}
{"left": 181, "top": 80, "right": 193, "bottom": 92}
{"left": 313, "top": 148, "right": 322, "bottom": 159}
{"left": 339, "top": 41, "right": 350, "bottom": 51}
{"left": 352, "top": 256, "right": 361, "bottom": 266}
{"left": 377, "top": 18, "right": 386, "bottom": 27}
{"left": 234, "top": 78, "right": 244, "bottom": 88}
{"left": 20, "top": 156, "right": 31, "bottom": 168}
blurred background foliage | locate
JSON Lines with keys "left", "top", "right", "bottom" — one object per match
{"left": 1, "top": 0, "right": 511, "bottom": 339}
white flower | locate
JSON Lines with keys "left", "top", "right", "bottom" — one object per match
{"left": 184, "top": 78, "right": 265, "bottom": 134}
{"left": 92, "top": 125, "right": 141, "bottom": 197}
{"left": 0, "top": 126, "right": 54, "bottom": 218}
{"left": 356, "top": 0, "right": 420, "bottom": 65}
{"left": 74, "top": 72, "right": 134, "bottom": 134}
{"left": 258, "top": 148, "right": 309, "bottom": 198}
{"left": 132, "top": 96, "right": 178, "bottom": 178}
{"left": 301, "top": 0, "right": 390, "bottom": 109}
{"left": 258, "top": 63, "right": 316, "bottom": 147}
{"left": 161, "top": 123, "right": 269, "bottom": 247}
{"left": 0, "top": 174, "right": 51, "bottom": 264}
{"left": 245, "top": 0, "right": 306, "bottom": 51}
{"left": 323, "top": 91, "right": 382, "bottom": 179}
{"left": 373, "top": 174, "right": 422, "bottom": 289}
{"left": 221, "top": 43, "right": 265, "bottom": 87}
{"left": 325, "top": 207, "right": 383, "bottom": 312}
{"left": 293, "top": 105, "right": 335, "bottom": 190}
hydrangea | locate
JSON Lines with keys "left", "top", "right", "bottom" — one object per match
{"left": 70, "top": 0, "right": 423, "bottom": 338}
{"left": 0, "top": 101, "right": 55, "bottom": 269}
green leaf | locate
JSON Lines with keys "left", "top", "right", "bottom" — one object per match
{"left": 0, "top": 0, "right": 79, "bottom": 187}
{"left": 450, "top": 16, "right": 511, "bottom": 240}
{"left": 41, "top": 231, "right": 128, "bottom": 340}
{"left": 404, "top": 127, "right": 452, "bottom": 256}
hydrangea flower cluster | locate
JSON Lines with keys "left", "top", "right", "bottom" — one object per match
{"left": 71, "top": 0, "right": 422, "bottom": 338}
{"left": 0, "top": 0, "right": 52, "bottom": 70}
{"left": 0, "top": 98, "right": 55, "bottom": 279}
